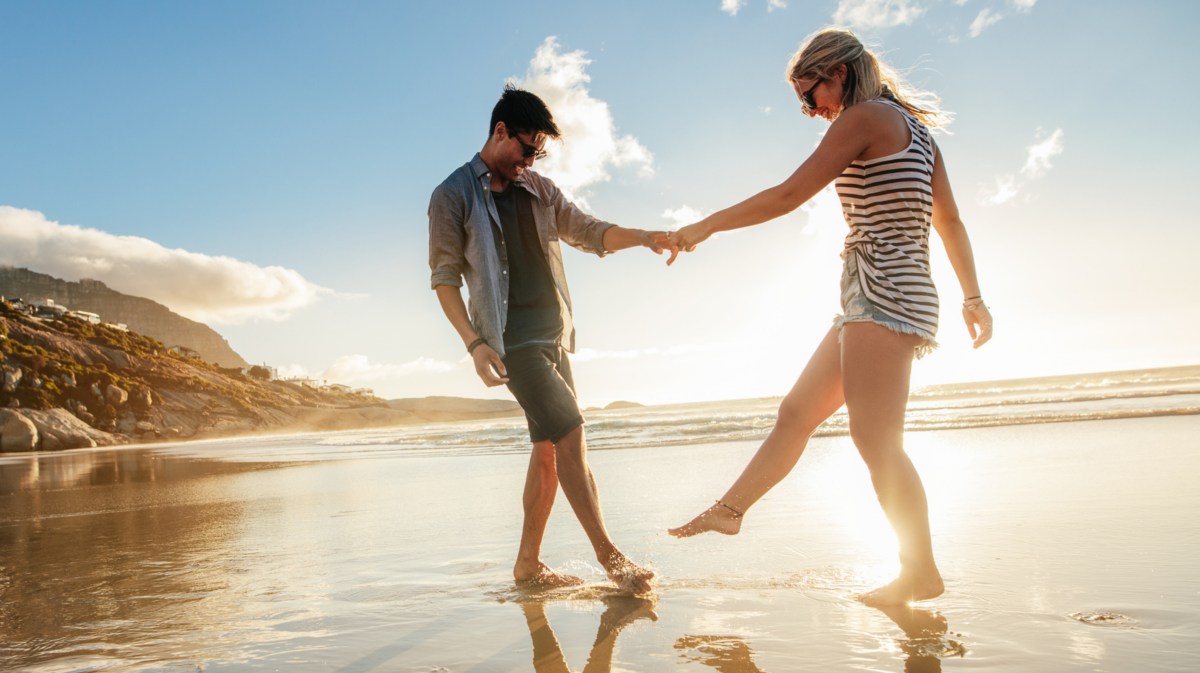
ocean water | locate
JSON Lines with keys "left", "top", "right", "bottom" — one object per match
{"left": 203, "top": 365, "right": 1200, "bottom": 462}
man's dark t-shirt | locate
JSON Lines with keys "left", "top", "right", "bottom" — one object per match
{"left": 492, "top": 184, "right": 563, "bottom": 350}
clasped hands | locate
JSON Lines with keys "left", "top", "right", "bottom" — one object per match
{"left": 642, "top": 221, "right": 715, "bottom": 266}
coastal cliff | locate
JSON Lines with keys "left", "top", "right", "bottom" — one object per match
{"left": 0, "top": 299, "right": 418, "bottom": 451}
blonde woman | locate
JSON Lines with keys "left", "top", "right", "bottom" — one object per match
{"left": 666, "top": 28, "right": 992, "bottom": 607}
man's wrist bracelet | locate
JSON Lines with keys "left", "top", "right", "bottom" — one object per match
{"left": 467, "top": 338, "right": 487, "bottom": 354}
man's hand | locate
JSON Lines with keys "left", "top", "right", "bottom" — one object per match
{"left": 640, "top": 230, "right": 673, "bottom": 255}
{"left": 472, "top": 343, "right": 509, "bottom": 386}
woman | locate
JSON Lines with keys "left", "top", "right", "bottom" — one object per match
{"left": 666, "top": 28, "right": 992, "bottom": 607}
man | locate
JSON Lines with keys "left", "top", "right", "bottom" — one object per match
{"left": 429, "top": 85, "right": 664, "bottom": 593}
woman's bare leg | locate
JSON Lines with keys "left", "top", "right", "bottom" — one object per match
{"left": 840, "top": 322, "right": 943, "bottom": 606}
{"left": 669, "top": 328, "right": 847, "bottom": 537}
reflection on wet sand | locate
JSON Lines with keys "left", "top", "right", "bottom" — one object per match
{"left": 673, "top": 606, "right": 961, "bottom": 673}
{"left": 521, "top": 594, "right": 658, "bottom": 672}
{"left": 874, "top": 605, "right": 964, "bottom": 673}
{"left": 676, "top": 634, "right": 768, "bottom": 673}
{"left": 0, "top": 447, "right": 299, "bottom": 669}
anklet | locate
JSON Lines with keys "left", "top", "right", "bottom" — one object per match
{"left": 715, "top": 500, "right": 744, "bottom": 519}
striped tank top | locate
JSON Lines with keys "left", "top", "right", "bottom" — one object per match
{"left": 836, "top": 97, "right": 939, "bottom": 337}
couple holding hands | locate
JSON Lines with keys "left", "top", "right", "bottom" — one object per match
{"left": 429, "top": 28, "right": 992, "bottom": 607}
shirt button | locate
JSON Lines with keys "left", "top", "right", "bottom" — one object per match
{"left": 502, "top": 270, "right": 507, "bottom": 274}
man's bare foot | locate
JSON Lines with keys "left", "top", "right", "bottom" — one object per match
{"left": 602, "top": 553, "right": 655, "bottom": 594}
{"left": 667, "top": 501, "right": 743, "bottom": 538}
{"left": 858, "top": 570, "right": 944, "bottom": 607}
{"left": 514, "top": 561, "right": 584, "bottom": 588}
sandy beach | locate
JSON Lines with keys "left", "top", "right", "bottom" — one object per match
{"left": 2, "top": 414, "right": 1198, "bottom": 672}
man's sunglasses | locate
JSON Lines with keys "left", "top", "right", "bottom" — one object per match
{"left": 512, "top": 132, "right": 548, "bottom": 160}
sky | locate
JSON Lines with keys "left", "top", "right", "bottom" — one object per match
{"left": 2, "top": 0, "right": 1197, "bottom": 407}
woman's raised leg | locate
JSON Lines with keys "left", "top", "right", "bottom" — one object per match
{"left": 669, "top": 327, "right": 847, "bottom": 537}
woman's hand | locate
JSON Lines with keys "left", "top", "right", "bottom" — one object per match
{"left": 962, "top": 298, "right": 993, "bottom": 349}
{"left": 666, "top": 221, "right": 715, "bottom": 265}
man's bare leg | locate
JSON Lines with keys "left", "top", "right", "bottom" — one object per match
{"left": 553, "top": 425, "right": 655, "bottom": 593}
{"left": 519, "top": 601, "right": 570, "bottom": 673}
{"left": 841, "top": 322, "right": 943, "bottom": 606}
{"left": 669, "top": 328, "right": 846, "bottom": 538}
{"left": 514, "top": 441, "right": 583, "bottom": 587}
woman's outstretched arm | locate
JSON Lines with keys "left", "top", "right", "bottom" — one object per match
{"left": 668, "top": 104, "right": 881, "bottom": 255}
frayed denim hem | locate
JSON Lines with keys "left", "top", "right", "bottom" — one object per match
{"left": 834, "top": 314, "right": 939, "bottom": 360}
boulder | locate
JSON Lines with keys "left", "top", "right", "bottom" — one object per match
{"left": 19, "top": 409, "right": 124, "bottom": 450}
{"left": 0, "top": 409, "right": 38, "bottom": 452}
{"left": 105, "top": 384, "right": 129, "bottom": 407}
{"left": 59, "top": 372, "right": 77, "bottom": 388}
{"left": 117, "top": 412, "right": 138, "bottom": 435}
{"left": 132, "top": 387, "right": 153, "bottom": 409}
{"left": 2, "top": 366, "right": 21, "bottom": 393}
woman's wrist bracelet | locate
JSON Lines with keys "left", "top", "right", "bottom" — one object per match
{"left": 963, "top": 295, "right": 982, "bottom": 302}
{"left": 467, "top": 337, "right": 487, "bottom": 354}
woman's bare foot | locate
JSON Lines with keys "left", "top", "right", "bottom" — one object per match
{"left": 602, "top": 553, "right": 655, "bottom": 594}
{"left": 514, "top": 561, "right": 584, "bottom": 588}
{"left": 858, "top": 569, "right": 944, "bottom": 607}
{"left": 667, "top": 501, "right": 743, "bottom": 538}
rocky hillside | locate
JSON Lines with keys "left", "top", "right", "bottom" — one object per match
{"left": 0, "top": 299, "right": 418, "bottom": 452}
{"left": 0, "top": 266, "right": 248, "bottom": 368}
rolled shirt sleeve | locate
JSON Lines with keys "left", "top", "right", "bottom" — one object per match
{"left": 543, "top": 178, "right": 616, "bottom": 257}
{"left": 428, "top": 182, "right": 466, "bottom": 289}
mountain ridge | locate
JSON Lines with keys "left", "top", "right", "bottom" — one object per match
{"left": 0, "top": 266, "right": 247, "bottom": 368}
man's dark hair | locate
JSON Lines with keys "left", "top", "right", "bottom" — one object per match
{"left": 488, "top": 84, "right": 561, "bottom": 140}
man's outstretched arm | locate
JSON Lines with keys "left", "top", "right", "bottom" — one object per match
{"left": 434, "top": 285, "right": 509, "bottom": 387}
{"left": 601, "top": 226, "right": 672, "bottom": 254}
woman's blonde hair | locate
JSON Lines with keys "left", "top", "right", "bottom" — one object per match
{"left": 785, "top": 28, "right": 951, "bottom": 128}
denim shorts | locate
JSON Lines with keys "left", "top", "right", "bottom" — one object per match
{"left": 834, "top": 253, "right": 938, "bottom": 358}
{"left": 502, "top": 344, "right": 585, "bottom": 444}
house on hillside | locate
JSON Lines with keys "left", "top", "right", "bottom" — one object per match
{"left": 30, "top": 299, "right": 67, "bottom": 320}
{"left": 282, "top": 377, "right": 320, "bottom": 389}
{"left": 168, "top": 345, "right": 202, "bottom": 359}
{"left": 69, "top": 310, "right": 102, "bottom": 325}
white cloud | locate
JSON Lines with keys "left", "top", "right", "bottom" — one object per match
{"left": 1021, "top": 128, "right": 1064, "bottom": 178}
{"left": 833, "top": 0, "right": 926, "bottom": 29}
{"left": 1012, "top": 0, "right": 1036, "bottom": 12}
{"left": 981, "top": 127, "right": 1064, "bottom": 205}
{"left": 982, "top": 175, "right": 1020, "bottom": 206}
{"left": 0, "top": 206, "right": 329, "bottom": 324}
{"left": 768, "top": 0, "right": 788, "bottom": 11}
{"left": 320, "top": 354, "right": 456, "bottom": 386}
{"left": 722, "top": 0, "right": 746, "bottom": 15}
{"left": 661, "top": 205, "right": 710, "bottom": 229}
{"left": 969, "top": 8, "right": 1004, "bottom": 37}
{"left": 514, "top": 37, "right": 653, "bottom": 208}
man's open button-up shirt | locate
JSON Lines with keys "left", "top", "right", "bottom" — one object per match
{"left": 428, "top": 153, "right": 614, "bottom": 358}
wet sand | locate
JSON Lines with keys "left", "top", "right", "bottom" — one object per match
{"left": 2, "top": 415, "right": 1198, "bottom": 672}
